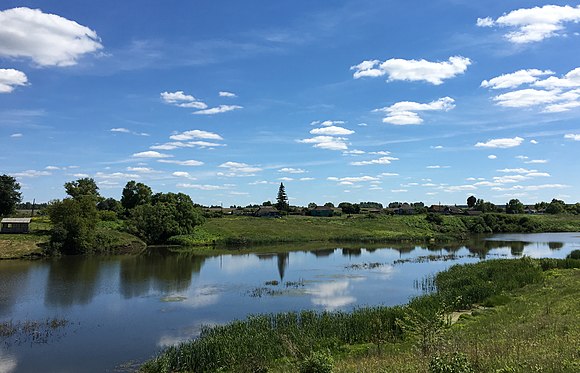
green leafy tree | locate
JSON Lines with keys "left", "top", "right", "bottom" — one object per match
{"left": 64, "top": 178, "right": 100, "bottom": 201}
{"left": 474, "top": 199, "right": 496, "bottom": 213}
{"left": 129, "top": 192, "right": 204, "bottom": 244}
{"left": 121, "top": 180, "right": 152, "bottom": 210}
{"left": 0, "top": 174, "right": 22, "bottom": 216}
{"left": 467, "top": 195, "right": 476, "bottom": 208}
{"left": 506, "top": 199, "right": 524, "bottom": 214}
{"left": 324, "top": 202, "right": 334, "bottom": 208}
{"left": 275, "top": 183, "right": 289, "bottom": 212}
{"left": 546, "top": 198, "right": 566, "bottom": 214}
{"left": 48, "top": 196, "right": 99, "bottom": 254}
{"left": 308, "top": 202, "right": 317, "bottom": 209}
{"left": 338, "top": 202, "right": 360, "bottom": 214}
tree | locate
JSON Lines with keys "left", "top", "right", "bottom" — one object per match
{"left": 308, "top": 202, "right": 317, "bottom": 209}
{"left": 129, "top": 192, "right": 205, "bottom": 244}
{"left": 467, "top": 195, "right": 476, "bottom": 208}
{"left": 506, "top": 199, "right": 524, "bottom": 214}
{"left": 546, "top": 198, "right": 566, "bottom": 214}
{"left": 275, "top": 183, "right": 289, "bottom": 212}
{"left": 121, "top": 180, "right": 152, "bottom": 210}
{"left": 48, "top": 196, "right": 99, "bottom": 254}
{"left": 324, "top": 202, "right": 335, "bottom": 208}
{"left": 474, "top": 199, "right": 496, "bottom": 213}
{"left": 64, "top": 178, "right": 100, "bottom": 201}
{"left": 338, "top": 202, "right": 360, "bottom": 214}
{"left": 0, "top": 174, "right": 22, "bottom": 216}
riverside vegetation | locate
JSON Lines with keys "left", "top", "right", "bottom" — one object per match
{"left": 141, "top": 255, "right": 580, "bottom": 373}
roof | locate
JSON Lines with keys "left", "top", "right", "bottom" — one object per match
{"left": 1, "top": 218, "right": 32, "bottom": 224}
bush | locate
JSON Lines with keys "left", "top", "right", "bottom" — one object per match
{"left": 567, "top": 249, "right": 580, "bottom": 259}
{"left": 299, "top": 350, "right": 334, "bottom": 373}
{"left": 429, "top": 352, "right": 474, "bottom": 373}
{"left": 426, "top": 213, "right": 443, "bottom": 225}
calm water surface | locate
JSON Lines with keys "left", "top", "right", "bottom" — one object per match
{"left": 0, "top": 232, "right": 578, "bottom": 372}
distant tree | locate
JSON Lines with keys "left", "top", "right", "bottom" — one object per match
{"left": 388, "top": 202, "right": 401, "bottom": 208}
{"left": 534, "top": 201, "right": 549, "bottom": 211}
{"left": 121, "top": 180, "right": 152, "bottom": 210}
{"left": 129, "top": 192, "right": 205, "bottom": 244}
{"left": 338, "top": 202, "right": 360, "bottom": 214}
{"left": 467, "top": 195, "right": 477, "bottom": 208}
{"left": 324, "top": 202, "right": 335, "bottom": 208}
{"left": 474, "top": 199, "right": 497, "bottom": 213}
{"left": 275, "top": 183, "right": 289, "bottom": 212}
{"left": 262, "top": 200, "right": 273, "bottom": 206}
{"left": 64, "top": 178, "right": 100, "bottom": 201}
{"left": 48, "top": 196, "right": 99, "bottom": 254}
{"left": 97, "top": 197, "right": 122, "bottom": 212}
{"left": 506, "top": 199, "right": 524, "bottom": 214}
{"left": 308, "top": 202, "right": 317, "bottom": 209}
{"left": 359, "top": 201, "right": 383, "bottom": 209}
{"left": 546, "top": 199, "right": 566, "bottom": 214}
{"left": 0, "top": 174, "right": 22, "bottom": 216}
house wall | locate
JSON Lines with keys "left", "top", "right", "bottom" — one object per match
{"left": 1, "top": 223, "right": 30, "bottom": 233}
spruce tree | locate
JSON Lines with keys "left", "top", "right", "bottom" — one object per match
{"left": 275, "top": 183, "right": 289, "bottom": 212}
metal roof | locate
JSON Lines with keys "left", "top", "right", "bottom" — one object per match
{"left": 1, "top": 218, "right": 32, "bottom": 224}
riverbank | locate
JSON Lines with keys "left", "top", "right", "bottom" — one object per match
{"left": 140, "top": 257, "right": 580, "bottom": 372}
{"left": 169, "top": 213, "right": 580, "bottom": 248}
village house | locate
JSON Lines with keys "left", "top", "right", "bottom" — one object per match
{"left": 309, "top": 205, "right": 334, "bottom": 217}
{"left": 0, "top": 218, "right": 31, "bottom": 234}
{"left": 254, "top": 206, "right": 281, "bottom": 218}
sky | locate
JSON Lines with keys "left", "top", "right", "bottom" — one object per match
{"left": 1, "top": 0, "right": 579, "bottom": 207}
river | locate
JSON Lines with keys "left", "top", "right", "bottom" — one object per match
{"left": 0, "top": 232, "right": 578, "bottom": 372}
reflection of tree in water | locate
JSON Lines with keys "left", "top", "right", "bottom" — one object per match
{"left": 44, "top": 257, "right": 102, "bottom": 308}
{"left": 341, "top": 247, "right": 362, "bottom": 257}
{"left": 548, "top": 242, "right": 564, "bottom": 250}
{"left": 277, "top": 253, "right": 289, "bottom": 281}
{"left": 311, "top": 248, "right": 335, "bottom": 257}
{"left": 464, "top": 239, "right": 533, "bottom": 258}
{"left": 0, "top": 261, "right": 34, "bottom": 316}
{"left": 119, "top": 248, "right": 205, "bottom": 299}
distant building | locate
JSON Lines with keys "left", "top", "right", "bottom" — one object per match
{"left": 254, "top": 206, "right": 281, "bottom": 218}
{"left": 309, "top": 206, "right": 334, "bottom": 217}
{"left": 1, "top": 218, "right": 31, "bottom": 233}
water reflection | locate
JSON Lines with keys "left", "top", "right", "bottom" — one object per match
{"left": 0, "top": 350, "right": 17, "bottom": 373}
{"left": 307, "top": 280, "right": 357, "bottom": 310}
{"left": 119, "top": 248, "right": 206, "bottom": 298}
{"left": 0, "top": 261, "right": 32, "bottom": 317}
{"left": 44, "top": 257, "right": 102, "bottom": 308}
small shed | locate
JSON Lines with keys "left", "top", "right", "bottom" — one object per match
{"left": 1, "top": 218, "right": 32, "bottom": 233}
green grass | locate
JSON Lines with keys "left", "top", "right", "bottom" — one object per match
{"left": 140, "top": 258, "right": 580, "bottom": 373}
{"left": 0, "top": 216, "right": 51, "bottom": 259}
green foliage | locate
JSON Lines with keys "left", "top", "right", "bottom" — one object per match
{"left": 474, "top": 199, "right": 497, "bottom": 213}
{"left": 299, "top": 350, "right": 334, "bottom": 373}
{"left": 466, "top": 196, "right": 476, "bottom": 208}
{"left": 129, "top": 192, "right": 204, "bottom": 244}
{"left": 505, "top": 199, "right": 524, "bottom": 214}
{"left": 275, "top": 183, "right": 289, "bottom": 212}
{"left": 166, "top": 227, "right": 219, "bottom": 246}
{"left": 64, "top": 178, "right": 100, "bottom": 201}
{"left": 97, "top": 197, "right": 122, "bottom": 213}
{"left": 567, "top": 249, "right": 580, "bottom": 259}
{"left": 338, "top": 202, "right": 360, "bottom": 214}
{"left": 48, "top": 196, "right": 99, "bottom": 254}
{"left": 121, "top": 180, "right": 152, "bottom": 211}
{"left": 429, "top": 352, "right": 474, "bottom": 373}
{"left": 0, "top": 174, "right": 22, "bottom": 217}
{"left": 545, "top": 198, "right": 566, "bottom": 214}
{"left": 426, "top": 213, "right": 443, "bottom": 225}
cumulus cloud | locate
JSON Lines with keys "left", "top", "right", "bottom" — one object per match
{"left": 132, "top": 151, "right": 172, "bottom": 158}
{"left": 525, "top": 159, "right": 548, "bottom": 164}
{"left": 475, "top": 137, "right": 524, "bottom": 148}
{"left": 483, "top": 67, "right": 580, "bottom": 112}
{"left": 219, "top": 91, "right": 236, "bottom": 97}
{"left": 0, "top": 7, "right": 103, "bottom": 66}
{"left": 110, "top": 127, "right": 149, "bottom": 136}
{"left": 374, "top": 97, "right": 455, "bottom": 125}
{"left": 298, "top": 136, "right": 349, "bottom": 151}
{"left": 350, "top": 156, "right": 399, "bottom": 166}
{"left": 126, "top": 167, "right": 157, "bottom": 173}
{"left": 158, "top": 159, "right": 204, "bottom": 166}
{"left": 351, "top": 56, "right": 471, "bottom": 85}
{"left": 488, "top": 155, "right": 498, "bottom": 159}
{"left": 310, "top": 126, "right": 354, "bottom": 136}
{"left": 169, "top": 130, "right": 223, "bottom": 141}
{"left": 177, "top": 183, "right": 230, "bottom": 190}
{"left": 564, "top": 133, "right": 580, "bottom": 141}
{"left": 13, "top": 169, "right": 51, "bottom": 178}
{"left": 278, "top": 168, "right": 306, "bottom": 174}
{"left": 477, "top": 5, "right": 580, "bottom": 44}
{"left": 161, "top": 91, "right": 207, "bottom": 109}
{"left": 0, "top": 69, "right": 28, "bottom": 93}
{"left": 10, "top": 133, "right": 23, "bottom": 138}
{"left": 218, "top": 162, "right": 262, "bottom": 177}
{"left": 193, "top": 105, "right": 242, "bottom": 115}
{"left": 481, "top": 69, "right": 553, "bottom": 89}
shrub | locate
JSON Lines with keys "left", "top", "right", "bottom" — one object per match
{"left": 429, "top": 352, "right": 474, "bottom": 373}
{"left": 299, "top": 350, "right": 334, "bottom": 373}
{"left": 567, "top": 249, "right": 580, "bottom": 260}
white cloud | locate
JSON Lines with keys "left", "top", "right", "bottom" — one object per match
{"left": 0, "top": 7, "right": 102, "bottom": 66}
{"left": 380, "top": 172, "right": 399, "bottom": 177}
{"left": 219, "top": 91, "right": 237, "bottom": 97}
{"left": 110, "top": 128, "right": 131, "bottom": 133}
{"left": 475, "top": 137, "right": 524, "bottom": 148}
{"left": 525, "top": 159, "right": 548, "bottom": 164}
{"left": 300, "top": 177, "right": 315, "bottom": 181}
{"left": 374, "top": 97, "right": 455, "bottom": 125}
{"left": 498, "top": 168, "right": 536, "bottom": 174}
{"left": 172, "top": 171, "right": 194, "bottom": 178}
{"left": 218, "top": 161, "right": 262, "bottom": 176}
{"left": 13, "top": 169, "right": 51, "bottom": 178}
{"left": 45, "top": 166, "right": 60, "bottom": 170}
{"left": 161, "top": 91, "right": 207, "bottom": 109}
{"left": 488, "top": 155, "right": 497, "bottom": 159}
{"left": 492, "top": 88, "right": 562, "bottom": 108}
{"left": 530, "top": 139, "right": 539, "bottom": 144}
{"left": 350, "top": 156, "right": 399, "bottom": 166}
{"left": 126, "top": 167, "right": 157, "bottom": 173}
{"left": 95, "top": 172, "right": 139, "bottom": 180}
{"left": 343, "top": 149, "right": 365, "bottom": 155}
{"left": 193, "top": 105, "right": 242, "bottom": 115}
{"left": 310, "top": 126, "right": 354, "bottom": 136}
{"left": 0, "top": 69, "right": 28, "bottom": 93}
{"left": 169, "top": 130, "right": 223, "bottom": 141}
{"left": 478, "top": 5, "right": 580, "bottom": 44}
{"left": 133, "top": 151, "right": 172, "bottom": 158}
{"left": 278, "top": 168, "right": 306, "bottom": 174}
{"left": 328, "top": 176, "right": 379, "bottom": 183}
{"left": 564, "top": 133, "right": 580, "bottom": 141}
{"left": 10, "top": 133, "right": 23, "bottom": 138}
{"left": 299, "top": 136, "right": 348, "bottom": 151}
{"left": 177, "top": 183, "right": 229, "bottom": 190}
{"left": 72, "top": 173, "right": 90, "bottom": 178}
{"left": 534, "top": 68, "right": 580, "bottom": 89}
{"left": 427, "top": 165, "right": 450, "bottom": 169}
{"left": 279, "top": 177, "right": 294, "bottom": 181}
{"left": 443, "top": 185, "right": 477, "bottom": 192}
{"left": 158, "top": 159, "right": 204, "bottom": 166}
{"left": 481, "top": 69, "right": 553, "bottom": 89}
{"left": 391, "top": 189, "right": 408, "bottom": 193}
{"left": 351, "top": 56, "right": 471, "bottom": 85}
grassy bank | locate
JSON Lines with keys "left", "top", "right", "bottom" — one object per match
{"left": 140, "top": 257, "right": 580, "bottom": 372}
{"left": 169, "top": 213, "right": 580, "bottom": 248}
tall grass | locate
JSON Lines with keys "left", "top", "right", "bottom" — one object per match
{"left": 140, "top": 258, "right": 575, "bottom": 372}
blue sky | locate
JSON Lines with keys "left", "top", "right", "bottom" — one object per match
{"left": 1, "top": 0, "right": 579, "bottom": 207}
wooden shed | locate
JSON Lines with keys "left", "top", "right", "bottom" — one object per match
{"left": 1, "top": 218, "right": 32, "bottom": 233}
